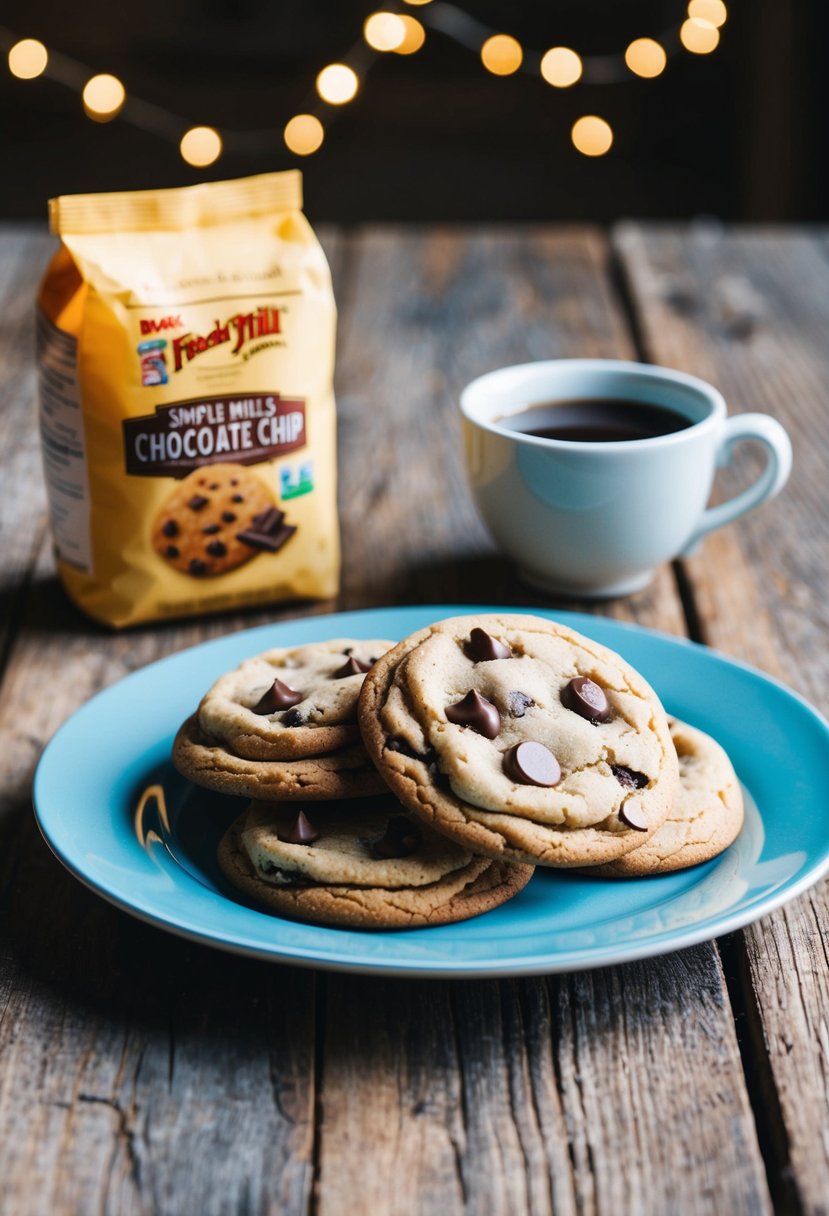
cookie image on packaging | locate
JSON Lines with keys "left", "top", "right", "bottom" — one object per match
{"left": 218, "top": 797, "right": 534, "bottom": 929}
{"left": 358, "top": 613, "right": 679, "bottom": 869}
{"left": 151, "top": 462, "right": 296, "bottom": 577}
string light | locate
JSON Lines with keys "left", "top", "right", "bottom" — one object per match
{"left": 82, "top": 74, "right": 125, "bottom": 122}
{"left": 571, "top": 116, "right": 613, "bottom": 157}
{"left": 1, "top": 5, "right": 725, "bottom": 162}
{"left": 316, "top": 63, "right": 359, "bottom": 105}
{"left": 364, "top": 12, "right": 406, "bottom": 53}
{"left": 480, "top": 34, "right": 523, "bottom": 76}
{"left": 540, "top": 47, "right": 582, "bottom": 88}
{"left": 680, "top": 18, "right": 720, "bottom": 53}
{"left": 8, "top": 38, "right": 48, "bottom": 79}
{"left": 180, "top": 126, "right": 222, "bottom": 167}
{"left": 688, "top": 0, "right": 727, "bottom": 27}
{"left": 394, "top": 15, "right": 426, "bottom": 54}
{"left": 284, "top": 114, "right": 324, "bottom": 156}
{"left": 624, "top": 38, "right": 667, "bottom": 79}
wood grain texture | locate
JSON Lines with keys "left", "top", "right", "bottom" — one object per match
{"left": 316, "top": 226, "right": 769, "bottom": 1216}
{"left": 0, "top": 225, "right": 54, "bottom": 671}
{"left": 0, "top": 229, "right": 348, "bottom": 1216}
{"left": 616, "top": 221, "right": 829, "bottom": 1215}
{"left": 0, "top": 224, "right": 777, "bottom": 1216}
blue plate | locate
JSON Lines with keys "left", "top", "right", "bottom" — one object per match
{"left": 33, "top": 606, "right": 829, "bottom": 977}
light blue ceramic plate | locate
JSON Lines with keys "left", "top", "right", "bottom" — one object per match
{"left": 33, "top": 606, "right": 829, "bottom": 977}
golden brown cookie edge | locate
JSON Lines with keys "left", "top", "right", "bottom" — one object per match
{"left": 217, "top": 818, "right": 533, "bottom": 929}
{"left": 357, "top": 613, "right": 678, "bottom": 868}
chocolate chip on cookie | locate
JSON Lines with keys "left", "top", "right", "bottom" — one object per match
{"left": 466, "top": 627, "right": 511, "bottom": 662}
{"left": 371, "top": 815, "right": 421, "bottom": 859}
{"left": 445, "top": 690, "right": 501, "bottom": 738}
{"left": 562, "top": 676, "right": 612, "bottom": 723}
{"left": 619, "top": 803, "right": 649, "bottom": 831}
{"left": 610, "top": 764, "right": 648, "bottom": 790}
{"left": 507, "top": 691, "right": 534, "bottom": 718}
{"left": 504, "top": 741, "right": 561, "bottom": 787}
{"left": 334, "top": 656, "right": 372, "bottom": 678}
{"left": 283, "top": 810, "right": 320, "bottom": 845}
{"left": 252, "top": 678, "right": 304, "bottom": 715}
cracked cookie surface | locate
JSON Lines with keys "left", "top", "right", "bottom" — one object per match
{"left": 217, "top": 796, "right": 534, "bottom": 928}
{"left": 172, "top": 714, "right": 387, "bottom": 800}
{"left": 358, "top": 613, "right": 678, "bottom": 867}
{"left": 197, "top": 638, "right": 395, "bottom": 760}
{"left": 587, "top": 718, "right": 744, "bottom": 876}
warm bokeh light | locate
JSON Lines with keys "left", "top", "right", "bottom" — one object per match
{"left": 680, "top": 18, "right": 720, "bottom": 53}
{"left": 571, "top": 116, "right": 613, "bottom": 157}
{"left": 8, "top": 39, "right": 48, "bottom": 80}
{"left": 364, "top": 12, "right": 406, "bottom": 52}
{"left": 480, "top": 34, "right": 523, "bottom": 76}
{"left": 180, "top": 126, "right": 222, "bottom": 166}
{"left": 316, "top": 63, "right": 359, "bottom": 105}
{"left": 688, "top": 0, "right": 728, "bottom": 27}
{"left": 402, "top": 0, "right": 432, "bottom": 5}
{"left": 394, "top": 15, "right": 426, "bottom": 54}
{"left": 82, "top": 74, "right": 126, "bottom": 121}
{"left": 284, "top": 114, "right": 325, "bottom": 156}
{"left": 540, "top": 46, "right": 583, "bottom": 88}
{"left": 624, "top": 37, "right": 667, "bottom": 79}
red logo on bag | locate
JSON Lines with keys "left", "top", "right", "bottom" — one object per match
{"left": 140, "top": 315, "right": 183, "bottom": 335}
{"left": 171, "top": 306, "right": 283, "bottom": 372}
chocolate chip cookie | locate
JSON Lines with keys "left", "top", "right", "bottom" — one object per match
{"left": 587, "top": 718, "right": 744, "bottom": 876}
{"left": 173, "top": 713, "right": 386, "bottom": 800}
{"left": 195, "top": 638, "right": 395, "bottom": 760}
{"left": 217, "top": 796, "right": 534, "bottom": 928}
{"left": 152, "top": 462, "right": 289, "bottom": 577}
{"left": 358, "top": 613, "right": 678, "bottom": 868}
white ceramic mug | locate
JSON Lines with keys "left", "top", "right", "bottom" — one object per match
{"left": 460, "top": 359, "right": 792, "bottom": 597}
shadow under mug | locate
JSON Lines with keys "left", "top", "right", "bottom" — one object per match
{"left": 460, "top": 359, "right": 793, "bottom": 598}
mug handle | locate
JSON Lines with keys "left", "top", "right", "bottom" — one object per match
{"left": 681, "top": 413, "right": 793, "bottom": 556}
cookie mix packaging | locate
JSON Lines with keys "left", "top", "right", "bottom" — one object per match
{"left": 37, "top": 170, "right": 339, "bottom": 627}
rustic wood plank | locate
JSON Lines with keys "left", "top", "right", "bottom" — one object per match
{"left": 315, "top": 226, "right": 771, "bottom": 1216}
{"left": 0, "top": 228, "right": 349, "bottom": 1216}
{"left": 0, "top": 224, "right": 776, "bottom": 1216}
{"left": 0, "top": 225, "right": 55, "bottom": 669}
{"left": 615, "top": 221, "right": 829, "bottom": 1214}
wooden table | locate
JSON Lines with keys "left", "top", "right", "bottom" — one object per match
{"left": 1, "top": 223, "right": 826, "bottom": 1215}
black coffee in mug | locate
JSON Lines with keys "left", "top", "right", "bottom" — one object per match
{"left": 498, "top": 398, "right": 692, "bottom": 443}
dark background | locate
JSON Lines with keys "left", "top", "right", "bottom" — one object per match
{"left": 0, "top": 0, "right": 823, "bottom": 223}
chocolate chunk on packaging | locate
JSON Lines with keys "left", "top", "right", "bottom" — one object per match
{"left": 37, "top": 171, "right": 339, "bottom": 627}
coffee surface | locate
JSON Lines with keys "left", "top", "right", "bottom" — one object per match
{"left": 498, "top": 398, "right": 692, "bottom": 443}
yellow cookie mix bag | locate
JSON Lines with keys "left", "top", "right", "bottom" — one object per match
{"left": 38, "top": 170, "right": 339, "bottom": 627}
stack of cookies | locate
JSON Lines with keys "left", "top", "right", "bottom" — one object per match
{"left": 173, "top": 614, "right": 744, "bottom": 930}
